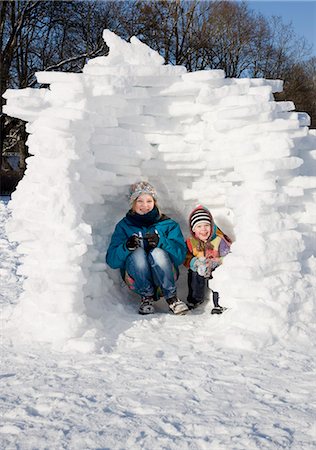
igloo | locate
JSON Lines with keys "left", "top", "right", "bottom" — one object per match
{"left": 3, "top": 30, "right": 316, "bottom": 351}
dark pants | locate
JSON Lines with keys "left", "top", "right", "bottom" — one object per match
{"left": 187, "top": 270, "right": 219, "bottom": 307}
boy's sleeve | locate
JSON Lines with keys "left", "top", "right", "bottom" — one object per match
{"left": 215, "top": 225, "right": 232, "bottom": 258}
{"left": 183, "top": 238, "right": 194, "bottom": 268}
{"left": 218, "top": 235, "right": 231, "bottom": 257}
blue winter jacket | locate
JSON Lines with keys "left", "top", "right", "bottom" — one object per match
{"left": 106, "top": 212, "right": 187, "bottom": 271}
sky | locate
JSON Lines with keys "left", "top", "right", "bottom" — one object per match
{"left": 244, "top": 1, "right": 316, "bottom": 57}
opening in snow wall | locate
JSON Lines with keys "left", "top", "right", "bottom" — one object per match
{"left": 3, "top": 30, "right": 316, "bottom": 351}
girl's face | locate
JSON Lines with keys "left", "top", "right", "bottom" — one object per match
{"left": 193, "top": 223, "right": 211, "bottom": 242}
{"left": 133, "top": 194, "right": 155, "bottom": 215}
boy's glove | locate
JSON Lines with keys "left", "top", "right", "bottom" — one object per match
{"left": 126, "top": 234, "right": 141, "bottom": 251}
{"left": 190, "top": 257, "right": 213, "bottom": 278}
{"left": 145, "top": 231, "right": 159, "bottom": 249}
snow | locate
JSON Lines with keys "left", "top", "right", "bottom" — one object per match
{"left": 1, "top": 205, "right": 316, "bottom": 448}
{"left": 1, "top": 30, "right": 316, "bottom": 448}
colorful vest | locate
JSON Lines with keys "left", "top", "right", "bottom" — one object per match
{"left": 184, "top": 227, "right": 231, "bottom": 269}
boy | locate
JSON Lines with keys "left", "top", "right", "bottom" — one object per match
{"left": 184, "top": 205, "right": 232, "bottom": 314}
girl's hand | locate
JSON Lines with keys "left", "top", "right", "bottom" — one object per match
{"left": 126, "top": 234, "right": 141, "bottom": 251}
{"left": 145, "top": 231, "right": 159, "bottom": 249}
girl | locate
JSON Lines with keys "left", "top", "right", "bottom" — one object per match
{"left": 184, "top": 205, "right": 232, "bottom": 314}
{"left": 106, "top": 181, "right": 189, "bottom": 315}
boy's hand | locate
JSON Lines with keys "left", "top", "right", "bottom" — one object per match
{"left": 191, "top": 257, "right": 213, "bottom": 278}
{"left": 197, "top": 258, "right": 212, "bottom": 278}
{"left": 126, "top": 234, "right": 141, "bottom": 251}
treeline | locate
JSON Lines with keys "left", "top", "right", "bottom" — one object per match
{"left": 1, "top": 0, "right": 315, "bottom": 192}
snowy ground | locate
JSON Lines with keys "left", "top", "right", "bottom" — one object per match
{"left": 1, "top": 198, "right": 316, "bottom": 450}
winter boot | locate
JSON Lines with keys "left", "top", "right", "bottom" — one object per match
{"left": 138, "top": 296, "right": 155, "bottom": 315}
{"left": 186, "top": 298, "right": 204, "bottom": 310}
{"left": 211, "top": 305, "right": 225, "bottom": 315}
{"left": 210, "top": 291, "right": 226, "bottom": 314}
{"left": 166, "top": 296, "right": 189, "bottom": 315}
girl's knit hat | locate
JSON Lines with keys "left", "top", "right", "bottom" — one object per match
{"left": 129, "top": 181, "right": 157, "bottom": 204}
{"left": 189, "top": 205, "right": 213, "bottom": 232}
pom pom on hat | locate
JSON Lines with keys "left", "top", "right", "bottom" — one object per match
{"left": 129, "top": 181, "right": 157, "bottom": 204}
{"left": 189, "top": 205, "right": 213, "bottom": 232}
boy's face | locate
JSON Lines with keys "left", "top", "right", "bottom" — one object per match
{"left": 193, "top": 223, "right": 211, "bottom": 242}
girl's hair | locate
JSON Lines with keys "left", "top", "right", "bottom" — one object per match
{"left": 129, "top": 181, "right": 157, "bottom": 204}
{"left": 131, "top": 197, "right": 160, "bottom": 214}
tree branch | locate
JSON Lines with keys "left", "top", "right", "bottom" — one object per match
{"left": 27, "top": 44, "right": 106, "bottom": 86}
{"left": 3, "top": 0, "right": 41, "bottom": 58}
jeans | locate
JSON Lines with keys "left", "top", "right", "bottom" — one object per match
{"left": 125, "top": 247, "right": 177, "bottom": 300}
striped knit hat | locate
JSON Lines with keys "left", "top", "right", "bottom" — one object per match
{"left": 189, "top": 205, "right": 213, "bottom": 233}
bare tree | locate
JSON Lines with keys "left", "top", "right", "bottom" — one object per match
{"left": 1, "top": 0, "right": 315, "bottom": 194}
{"left": 117, "top": 0, "right": 200, "bottom": 66}
{"left": 0, "top": 0, "right": 121, "bottom": 191}
{"left": 250, "top": 15, "right": 312, "bottom": 79}
{"left": 276, "top": 57, "right": 316, "bottom": 128}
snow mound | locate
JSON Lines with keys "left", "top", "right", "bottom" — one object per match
{"left": 2, "top": 30, "right": 316, "bottom": 352}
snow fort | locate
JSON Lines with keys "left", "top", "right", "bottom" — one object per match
{"left": 3, "top": 30, "right": 316, "bottom": 352}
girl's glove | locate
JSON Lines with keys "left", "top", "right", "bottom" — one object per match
{"left": 126, "top": 234, "right": 141, "bottom": 251}
{"left": 145, "top": 231, "right": 159, "bottom": 249}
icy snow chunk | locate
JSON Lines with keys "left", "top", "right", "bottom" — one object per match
{"left": 118, "top": 114, "right": 155, "bottom": 126}
{"left": 169, "top": 102, "right": 212, "bottom": 117}
{"left": 84, "top": 63, "right": 185, "bottom": 77}
{"left": 234, "top": 77, "right": 283, "bottom": 93}
{"left": 3, "top": 92, "right": 50, "bottom": 121}
{"left": 215, "top": 102, "right": 279, "bottom": 119}
{"left": 41, "top": 107, "right": 88, "bottom": 121}
{"left": 27, "top": 117, "right": 73, "bottom": 132}
{"left": 3, "top": 87, "right": 47, "bottom": 99}
{"left": 103, "top": 29, "right": 164, "bottom": 66}
{"left": 130, "top": 75, "right": 180, "bottom": 88}
{"left": 275, "top": 101, "right": 295, "bottom": 112}
{"left": 286, "top": 176, "right": 316, "bottom": 189}
{"left": 91, "top": 129, "right": 143, "bottom": 146}
{"left": 158, "top": 143, "right": 199, "bottom": 153}
{"left": 182, "top": 69, "right": 225, "bottom": 81}
{"left": 219, "top": 94, "right": 265, "bottom": 108}
{"left": 161, "top": 152, "right": 201, "bottom": 162}
{"left": 248, "top": 86, "right": 274, "bottom": 100}
{"left": 94, "top": 151, "right": 142, "bottom": 166}
{"left": 263, "top": 79, "right": 284, "bottom": 92}
{"left": 161, "top": 81, "right": 206, "bottom": 96}
{"left": 282, "top": 186, "right": 305, "bottom": 197}
{"left": 297, "top": 112, "right": 311, "bottom": 126}
{"left": 89, "top": 82, "right": 116, "bottom": 96}
{"left": 3, "top": 105, "right": 42, "bottom": 122}
{"left": 92, "top": 96, "right": 128, "bottom": 109}
{"left": 36, "top": 71, "right": 84, "bottom": 84}
{"left": 240, "top": 119, "right": 300, "bottom": 134}
{"left": 143, "top": 133, "right": 183, "bottom": 144}
{"left": 123, "top": 87, "right": 149, "bottom": 99}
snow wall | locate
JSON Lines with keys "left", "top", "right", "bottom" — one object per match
{"left": 3, "top": 30, "right": 316, "bottom": 352}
